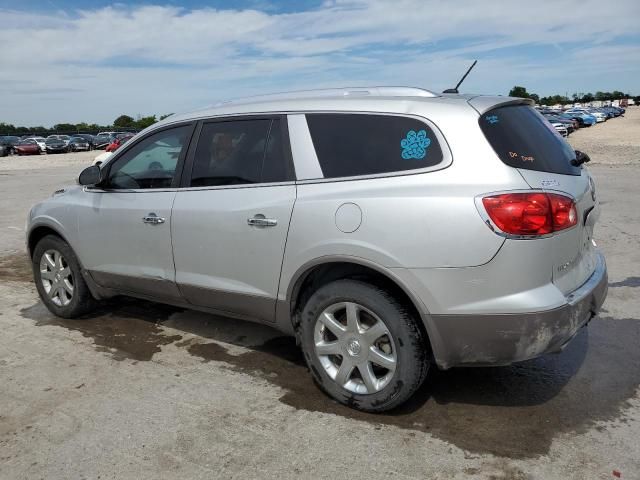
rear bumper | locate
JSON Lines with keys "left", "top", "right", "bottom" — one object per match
{"left": 430, "top": 252, "right": 607, "bottom": 369}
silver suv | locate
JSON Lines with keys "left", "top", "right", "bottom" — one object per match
{"left": 27, "top": 87, "right": 607, "bottom": 412}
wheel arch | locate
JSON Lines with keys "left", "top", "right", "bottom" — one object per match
{"left": 282, "top": 256, "right": 441, "bottom": 363}
{"left": 27, "top": 223, "right": 71, "bottom": 258}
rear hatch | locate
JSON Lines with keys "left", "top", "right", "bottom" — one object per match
{"left": 475, "top": 102, "right": 598, "bottom": 295}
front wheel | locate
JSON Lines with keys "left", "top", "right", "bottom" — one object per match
{"left": 299, "top": 279, "right": 430, "bottom": 412}
{"left": 32, "top": 235, "right": 97, "bottom": 318}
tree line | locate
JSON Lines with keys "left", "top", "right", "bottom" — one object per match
{"left": 0, "top": 113, "right": 173, "bottom": 137}
{"left": 508, "top": 86, "right": 638, "bottom": 106}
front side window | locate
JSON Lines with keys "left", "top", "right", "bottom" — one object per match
{"left": 105, "top": 125, "right": 190, "bottom": 189}
{"left": 190, "top": 118, "right": 291, "bottom": 187}
{"left": 306, "top": 113, "right": 444, "bottom": 179}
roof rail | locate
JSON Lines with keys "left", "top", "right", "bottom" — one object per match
{"left": 214, "top": 86, "right": 439, "bottom": 107}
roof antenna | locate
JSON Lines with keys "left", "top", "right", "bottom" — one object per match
{"left": 443, "top": 60, "right": 477, "bottom": 94}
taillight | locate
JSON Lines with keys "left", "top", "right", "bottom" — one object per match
{"left": 482, "top": 192, "right": 577, "bottom": 236}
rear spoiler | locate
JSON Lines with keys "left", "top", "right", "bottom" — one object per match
{"left": 467, "top": 96, "right": 535, "bottom": 115}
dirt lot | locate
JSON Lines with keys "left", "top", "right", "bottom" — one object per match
{"left": 1, "top": 112, "right": 639, "bottom": 479}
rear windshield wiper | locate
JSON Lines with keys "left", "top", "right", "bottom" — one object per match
{"left": 571, "top": 150, "right": 591, "bottom": 167}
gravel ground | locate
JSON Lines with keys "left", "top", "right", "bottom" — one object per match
{"left": 569, "top": 109, "right": 640, "bottom": 165}
{"left": 0, "top": 109, "right": 639, "bottom": 479}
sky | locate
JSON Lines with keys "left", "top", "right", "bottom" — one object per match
{"left": 1, "top": 0, "right": 639, "bottom": 126}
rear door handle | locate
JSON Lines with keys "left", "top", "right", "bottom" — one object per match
{"left": 142, "top": 213, "right": 165, "bottom": 225}
{"left": 247, "top": 215, "right": 277, "bottom": 227}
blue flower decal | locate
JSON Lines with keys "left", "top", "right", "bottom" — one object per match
{"left": 401, "top": 129, "right": 431, "bottom": 160}
{"left": 485, "top": 115, "right": 499, "bottom": 124}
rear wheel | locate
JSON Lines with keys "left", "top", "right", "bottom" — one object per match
{"left": 299, "top": 279, "right": 429, "bottom": 412}
{"left": 32, "top": 235, "right": 97, "bottom": 318}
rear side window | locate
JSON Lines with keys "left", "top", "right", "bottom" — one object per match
{"left": 479, "top": 105, "right": 580, "bottom": 176}
{"left": 306, "top": 114, "right": 443, "bottom": 179}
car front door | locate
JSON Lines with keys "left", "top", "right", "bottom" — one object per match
{"left": 171, "top": 116, "right": 296, "bottom": 322}
{"left": 76, "top": 123, "right": 194, "bottom": 300}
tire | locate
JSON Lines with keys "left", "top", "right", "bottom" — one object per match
{"left": 299, "top": 279, "right": 429, "bottom": 412}
{"left": 32, "top": 235, "right": 97, "bottom": 318}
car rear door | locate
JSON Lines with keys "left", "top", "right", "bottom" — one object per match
{"left": 171, "top": 116, "right": 296, "bottom": 323}
{"left": 76, "top": 123, "right": 195, "bottom": 300}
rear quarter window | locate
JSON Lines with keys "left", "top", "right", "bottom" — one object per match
{"left": 306, "top": 113, "right": 444, "bottom": 179}
{"left": 479, "top": 105, "right": 581, "bottom": 176}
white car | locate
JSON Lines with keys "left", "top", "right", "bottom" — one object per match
{"left": 93, "top": 151, "right": 113, "bottom": 166}
{"left": 550, "top": 122, "right": 568, "bottom": 137}
{"left": 25, "top": 137, "right": 46, "bottom": 152}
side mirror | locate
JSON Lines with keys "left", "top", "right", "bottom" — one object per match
{"left": 78, "top": 165, "right": 102, "bottom": 186}
{"left": 571, "top": 150, "right": 591, "bottom": 166}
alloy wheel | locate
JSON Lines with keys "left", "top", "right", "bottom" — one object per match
{"left": 39, "top": 249, "right": 74, "bottom": 307}
{"left": 313, "top": 301, "right": 397, "bottom": 394}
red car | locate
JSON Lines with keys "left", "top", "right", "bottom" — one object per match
{"left": 14, "top": 139, "right": 41, "bottom": 155}
{"left": 105, "top": 134, "right": 134, "bottom": 152}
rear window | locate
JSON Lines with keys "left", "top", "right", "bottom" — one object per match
{"left": 306, "top": 114, "right": 444, "bottom": 179}
{"left": 479, "top": 105, "right": 580, "bottom": 175}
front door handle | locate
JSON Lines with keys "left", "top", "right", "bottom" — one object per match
{"left": 142, "top": 213, "right": 165, "bottom": 225}
{"left": 247, "top": 215, "right": 277, "bottom": 227}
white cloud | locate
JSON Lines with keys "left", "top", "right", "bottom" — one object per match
{"left": 1, "top": 0, "right": 639, "bottom": 125}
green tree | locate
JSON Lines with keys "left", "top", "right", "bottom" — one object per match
{"left": 509, "top": 86, "right": 529, "bottom": 98}
{"left": 159, "top": 113, "right": 174, "bottom": 121}
{"left": 135, "top": 115, "right": 157, "bottom": 129}
{"left": 581, "top": 93, "right": 594, "bottom": 103}
{"left": 53, "top": 123, "right": 77, "bottom": 133}
{"left": 0, "top": 123, "right": 16, "bottom": 134}
{"left": 114, "top": 115, "right": 135, "bottom": 128}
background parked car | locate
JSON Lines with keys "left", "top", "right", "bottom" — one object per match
{"left": 14, "top": 139, "right": 42, "bottom": 155}
{"left": 73, "top": 134, "right": 96, "bottom": 149}
{"left": 549, "top": 121, "right": 568, "bottom": 137}
{"left": 0, "top": 144, "right": 8, "bottom": 157}
{"left": 0, "top": 136, "right": 22, "bottom": 155}
{"left": 92, "top": 151, "right": 113, "bottom": 166}
{"left": 543, "top": 114, "right": 574, "bottom": 134}
{"left": 93, "top": 133, "right": 113, "bottom": 149}
{"left": 68, "top": 137, "right": 91, "bottom": 152}
{"left": 569, "top": 108, "right": 606, "bottom": 123}
{"left": 105, "top": 133, "right": 135, "bottom": 152}
{"left": 45, "top": 137, "right": 69, "bottom": 153}
{"left": 565, "top": 111, "right": 597, "bottom": 126}
{"left": 25, "top": 137, "right": 47, "bottom": 152}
